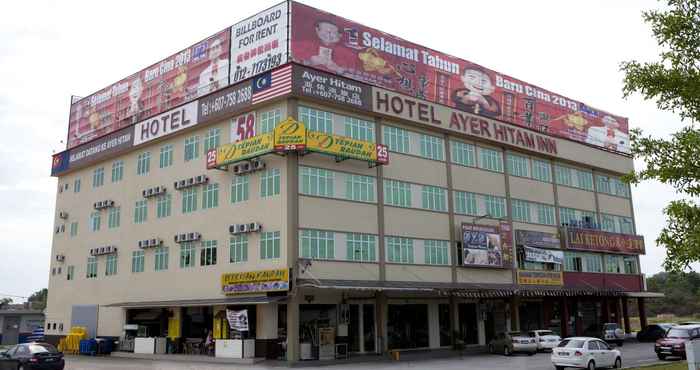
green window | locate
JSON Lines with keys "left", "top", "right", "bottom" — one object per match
{"left": 451, "top": 141, "right": 476, "bottom": 167}
{"left": 69, "top": 222, "right": 78, "bottom": 237}
{"left": 182, "top": 188, "right": 198, "bottom": 213}
{"left": 387, "top": 236, "right": 414, "bottom": 264}
{"left": 454, "top": 191, "right": 478, "bottom": 215}
{"left": 202, "top": 183, "right": 219, "bottom": 209}
{"left": 484, "top": 195, "right": 506, "bottom": 219}
{"left": 134, "top": 199, "right": 148, "bottom": 224}
{"left": 86, "top": 256, "right": 97, "bottom": 278}
{"left": 180, "top": 242, "right": 196, "bottom": 268}
{"left": 606, "top": 255, "right": 622, "bottom": 273}
{"left": 507, "top": 153, "right": 530, "bottom": 178}
{"left": 159, "top": 144, "right": 173, "bottom": 169}
{"left": 259, "top": 109, "right": 282, "bottom": 134}
{"left": 93, "top": 167, "right": 104, "bottom": 188}
{"left": 584, "top": 254, "right": 602, "bottom": 272}
{"left": 346, "top": 174, "right": 375, "bottom": 202}
{"left": 108, "top": 206, "right": 120, "bottom": 229}
{"left": 156, "top": 194, "right": 172, "bottom": 219}
{"left": 230, "top": 235, "right": 248, "bottom": 263}
{"left": 260, "top": 231, "right": 281, "bottom": 260}
{"left": 424, "top": 240, "right": 449, "bottom": 265}
{"left": 344, "top": 116, "right": 375, "bottom": 141}
{"left": 597, "top": 175, "right": 611, "bottom": 194}
{"left": 511, "top": 199, "right": 531, "bottom": 223}
{"left": 300, "top": 166, "right": 334, "bottom": 197}
{"left": 66, "top": 266, "right": 75, "bottom": 281}
{"left": 582, "top": 210, "right": 597, "bottom": 224}
{"left": 559, "top": 207, "right": 577, "bottom": 225}
{"left": 601, "top": 214, "right": 616, "bottom": 232}
{"left": 204, "top": 127, "right": 221, "bottom": 152}
{"left": 155, "top": 247, "right": 169, "bottom": 271}
{"left": 564, "top": 252, "right": 582, "bottom": 272}
{"left": 300, "top": 106, "right": 333, "bottom": 133}
{"left": 111, "top": 161, "right": 124, "bottom": 183}
{"left": 623, "top": 256, "right": 638, "bottom": 274}
{"left": 231, "top": 175, "right": 249, "bottom": 203}
{"left": 132, "top": 251, "right": 145, "bottom": 273}
{"left": 184, "top": 135, "right": 200, "bottom": 162}
{"left": 300, "top": 229, "right": 335, "bottom": 259}
{"left": 421, "top": 185, "right": 447, "bottom": 212}
{"left": 576, "top": 170, "right": 594, "bottom": 191}
{"left": 346, "top": 233, "right": 376, "bottom": 262}
{"left": 384, "top": 179, "right": 412, "bottom": 207}
{"left": 612, "top": 178, "right": 630, "bottom": 197}
{"left": 90, "top": 211, "right": 101, "bottom": 232}
{"left": 74, "top": 178, "right": 81, "bottom": 193}
{"left": 420, "top": 134, "right": 444, "bottom": 161}
{"left": 478, "top": 148, "right": 503, "bottom": 172}
{"left": 532, "top": 159, "right": 552, "bottom": 182}
{"left": 536, "top": 203, "right": 556, "bottom": 225}
{"left": 136, "top": 152, "right": 150, "bottom": 175}
{"left": 619, "top": 217, "right": 634, "bottom": 234}
{"left": 105, "top": 254, "right": 118, "bottom": 276}
{"left": 555, "top": 165, "right": 573, "bottom": 187}
{"left": 383, "top": 126, "right": 410, "bottom": 154}
{"left": 260, "top": 168, "right": 281, "bottom": 197}
{"left": 200, "top": 240, "right": 218, "bottom": 266}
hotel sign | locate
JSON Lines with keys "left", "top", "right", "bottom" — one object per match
{"left": 564, "top": 228, "right": 645, "bottom": 255}
{"left": 517, "top": 270, "right": 563, "bottom": 286}
{"left": 221, "top": 268, "right": 289, "bottom": 295}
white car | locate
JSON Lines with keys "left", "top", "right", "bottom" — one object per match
{"left": 529, "top": 330, "right": 562, "bottom": 351}
{"left": 551, "top": 337, "right": 622, "bottom": 370}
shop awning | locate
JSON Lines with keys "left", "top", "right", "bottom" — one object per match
{"left": 622, "top": 291, "right": 665, "bottom": 298}
{"left": 297, "top": 279, "right": 435, "bottom": 292}
{"left": 104, "top": 295, "right": 286, "bottom": 308}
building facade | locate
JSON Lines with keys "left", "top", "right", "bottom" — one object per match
{"left": 46, "top": 1, "right": 650, "bottom": 363}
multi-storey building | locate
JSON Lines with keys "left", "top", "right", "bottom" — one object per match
{"left": 46, "top": 1, "right": 653, "bottom": 363}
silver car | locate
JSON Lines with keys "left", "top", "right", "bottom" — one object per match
{"left": 488, "top": 332, "right": 537, "bottom": 356}
{"left": 529, "top": 330, "right": 562, "bottom": 351}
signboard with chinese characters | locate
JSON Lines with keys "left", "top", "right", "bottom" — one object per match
{"left": 221, "top": 268, "right": 289, "bottom": 295}
{"left": 517, "top": 270, "right": 563, "bottom": 286}
{"left": 292, "top": 65, "right": 372, "bottom": 110}
{"left": 564, "top": 228, "right": 645, "bottom": 255}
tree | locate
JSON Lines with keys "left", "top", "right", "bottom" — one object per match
{"left": 0, "top": 298, "right": 12, "bottom": 308}
{"left": 620, "top": 0, "right": 700, "bottom": 271}
{"left": 27, "top": 288, "right": 47, "bottom": 310}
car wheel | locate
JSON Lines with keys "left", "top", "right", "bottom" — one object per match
{"left": 614, "top": 357, "right": 622, "bottom": 369}
{"left": 657, "top": 353, "right": 666, "bottom": 360}
{"left": 489, "top": 344, "right": 495, "bottom": 354}
{"left": 587, "top": 360, "right": 595, "bottom": 370}
{"left": 527, "top": 351, "right": 535, "bottom": 356}
{"left": 504, "top": 346, "right": 511, "bottom": 356}
{"left": 555, "top": 366, "right": 565, "bottom": 370}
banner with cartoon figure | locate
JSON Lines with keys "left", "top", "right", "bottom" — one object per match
{"left": 290, "top": 2, "right": 630, "bottom": 154}
{"left": 67, "top": 29, "right": 231, "bottom": 149}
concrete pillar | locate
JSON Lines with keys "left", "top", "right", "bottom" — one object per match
{"left": 638, "top": 298, "right": 648, "bottom": 329}
{"left": 574, "top": 299, "right": 583, "bottom": 336}
{"left": 622, "top": 298, "right": 631, "bottom": 333}
{"left": 543, "top": 299, "right": 552, "bottom": 330}
{"left": 286, "top": 294, "right": 300, "bottom": 364}
{"left": 428, "top": 303, "right": 440, "bottom": 348}
{"left": 477, "top": 302, "right": 486, "bottom": 345}
{"left": 257, "top": 304, "right": 278, "bottom": 339}
{"left": 561, "top": 297, "right": 569, "bottom": 337}
{"left": 376, "top": 293, "right": 388, "bottom": 353}
{"left": 510, "top": 296, "right": 520, "bottom": 332}
{"left": 602, "top": 297, "right": 610, "bottom": 323}
{"left": 449, "top": 296, "right": 459, "bottom": 348}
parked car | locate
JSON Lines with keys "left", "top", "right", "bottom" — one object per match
{"left": 551, "top": 337, "right": 622, "bottom": 370}
{"left": 584, "top": 322, "right": 625, "bottom": 346}
{"left": 488, "top": 331, "right": 537, "bottom": 356}
{"left": 637, "top": 323, "right": 674, "bottom": 342}
{"left": 0, "top": 342, "right": 65, "bottom": 370}
{"left": 655, "top": 324, "right": 700, "bottom": 360}
{"left": 528, "top": 330, "right": 562, "bottom": 351}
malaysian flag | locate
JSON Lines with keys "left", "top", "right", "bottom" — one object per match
{"left": 251, "top": 65, "right": 292, "bottom": 104}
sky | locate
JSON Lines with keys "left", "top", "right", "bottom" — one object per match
{"left": 0, "top": 0, "right": 687, "bottom": 302}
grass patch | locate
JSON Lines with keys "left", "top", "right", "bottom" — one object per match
{"left": 626, "top": 362, "right": 687, "bottom": 370}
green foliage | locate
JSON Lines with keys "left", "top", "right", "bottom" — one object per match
{"left": 28, "top": 288, "right": 47, "bottom": 310}
{"left": 0, "top": 298, "right": 12, "bottom": 308}
{"left": 646, "top": 271, "right": 700, "bottom": 316}
{"left": 620, "top": 0, "right": 700, "bottom": 271}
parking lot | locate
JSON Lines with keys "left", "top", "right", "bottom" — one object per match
{"left": 63, "top": 341, "right": 677, "bottom": 370}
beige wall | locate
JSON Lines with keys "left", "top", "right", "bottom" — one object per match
{"left": 451, "top": 165, "right": 506, "bottom": 196}
{"left": 598, "top": 193, "right": 633, "bottom": 216}
{"left": 509, "top": 176, "right": 555, "bottom": 204}
{"left": 385, "top": 265, "right": 452, "bottom": 283}
{"left": 299, "top": 197, "right": 378, "bottom": 234}
{"left": 556, "top": 186, "right": 597, "bottom": 211}
{"left": 299, "top": 261, "right": 380, "bottom": 281}
{"left": 384, "top": 207, "right": 450, "bottom": 240}
{"left": 383, "top": 153, "right": 447, "bottom": 188}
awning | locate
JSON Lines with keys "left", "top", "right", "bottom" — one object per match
{"left": 105, "top": 295, "right": 286, "bottom": 308}
{"left": 297, "top": 279, "right": 435, "bottom": 292}
{"left": 623, "top": 292, "right": 665, "bottom": 298}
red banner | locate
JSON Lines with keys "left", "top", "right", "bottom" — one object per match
{"left": 564, "top": 228, "right": 644, "bottom": 255}
{"left": 290, "top": 2, "right": 630, "bottom": 154}
{"left": 67, "top": 29, "right": 231, "bottom": 149}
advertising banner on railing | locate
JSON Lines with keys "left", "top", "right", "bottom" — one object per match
{"left": 290, "top": 2, "right": 630, "bottom": 154}
{"left": 67, "top": 29, "right": 231, "bottom": 149}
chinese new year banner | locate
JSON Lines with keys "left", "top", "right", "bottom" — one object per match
{"left": 290, "top": 2, "right": 630, "bottom": 154}
{"left": 67, "top": 29, "right": 231, "bottom": 149}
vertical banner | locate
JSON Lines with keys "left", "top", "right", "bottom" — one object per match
{"left": 226, "top": 309, "right": 249, "bottom": 331}
{"left": 229, "top": 2, "right": 290, "bottom": 84}
{"left": 290, "top": 2, "right": 630, "bottom": 154}
{"left": 67, "top": 28, "right": 231, "bottom": 149}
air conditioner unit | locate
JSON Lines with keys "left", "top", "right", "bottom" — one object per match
{"left": 173, "top": 181, "right": 180, "bottom": 190}
{"left": 59, "top": 211, "right": 69, "bottom": 219}
{"left": 142, "top": 189, "right": 149, "bottom": 198}
{"left": 187, "top": 178, "right": 195, "bottom": 186}
{"left": 179, "top": 179, "right": 187, "bottom": 188}
{"left": 89, "top": 248, "right": 95, "bottom": 256}
{"left": 55, "top": 226, "right": 60, "bottom": 234}
{"left": 249, "top": 222, "right": 262, "bottom": 232}
{"left": 251, "top": 159, "right": 266, "bottom": 171}
{"left": 232, "top": 164, "right": 242, "bottom": 175}
{"left": 94, "top": 201, "right": 102, "bottom": 209}
{"left": 195, "top": 175, "right": 204, "bottom": 184}
{"left": 106, "top": 200, "right": 115, "bottom": 207}
{"left": 187, "top": 232, "right": 201, "bottom": 241}
{"left": 174, "top": 234, "right": 184, "bottom": 243}
{"left": 138, "top": 240, "right": 145, "bottom": 248}
{"left": 240, "top": 224, "right": 250, "bottom": 233}
{"left": 241, "top": 162, "right": 251, "bottom": 172}
{"left": 229, "top": 225, "right": 238, "bottom": 234}
{"left": 60, "top": 225, "right": 65, "bottom": 233}
{"left": 112, "top": 247, "right": 118, "bottom": 254}
{"left": 98, "top": 247, "right": 105, "bottom": 254}
{"left": 149, "top": 238, "right": 160, "bottom": 247}
{"left": 56, "top": 255, "right": 65, "bottom": 262}
{"left": 146, "top": 188, "right": 154, "bottom": 197}
{"left": 154, "top": 186, "right": 163, "bottom": 195}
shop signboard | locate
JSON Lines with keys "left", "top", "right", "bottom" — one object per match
{"left": 564, "top": 227, "right": 645, "bottom": 255}
{"left": 292, "top": 65, "right": 372, "bottom": 110}
{"left": 290, "top": 2, "right": 630, "bottom": 154}
{"left": 226, "top": 309, "right": 249, "bottom": 331}
{"left": 461, "top": 223, "right": 509, "bottom": 268}
{"left": 68, "top": 29, "right": 231, "bottom": 149}
{"left": 517, "top": 270, "right": 563, "bottom": 286}
{"left": 515, "top": 230, "right": 561, "bottom": 249}
{"left": 197, "top": 82, "right": 253, "bottom": 125}
{"left": 229, "top": 2, "right": 289, "bottom": 84}
{"left": 273, "top": 117, "right": 307, "bottom": 151}
{"left": 211, "top": 132, "right": 274, "bottom": 168}
{"left": 523, "top": 246, "right": 564, "bottom": 265}
{"left": 134, "top": 101, "right": 199, "bottom": 145}
{"left": 52, "top": 125, "right": 135, "bottom": 177}
{"left": 221, "top": 268, "right": 289, "bottom": 295}
{"left": 306, "top": 131, "right": 389, "bottom": 164}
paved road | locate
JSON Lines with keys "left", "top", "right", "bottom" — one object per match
{"left": 65, "top": 341, "right": 679, "bottom": 370}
